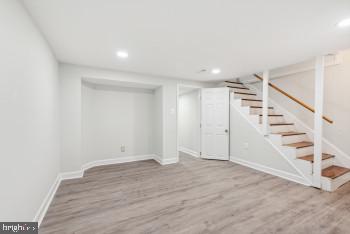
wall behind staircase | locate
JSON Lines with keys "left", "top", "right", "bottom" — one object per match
{"left": 230, "top": 104, "right": 302, "bottom": 182}
{"left": 254, "top": 49, "right": 350, "bottom": 157}
{"left": 0, "top": 0, "right": 60, "bottom": 221}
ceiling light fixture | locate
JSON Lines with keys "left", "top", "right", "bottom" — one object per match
{"left": 116, "top": 50, "right": 129, "bottom": 58}
{"left": 337, "top": 18, "right": 350, "bottom": 28}
{"left": 211, "top": 68, "right": 221, "bottom": 74}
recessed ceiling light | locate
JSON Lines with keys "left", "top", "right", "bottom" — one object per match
{"left": 116, "top": 50, "right": 128, "bottom": 58}
{"left": 338, "top": 18, "right": 350, "bottom": 28}
{"left": 211, "top": 68, "right": 221, "bottom": 74}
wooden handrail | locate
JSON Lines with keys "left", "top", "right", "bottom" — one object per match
{"left": 253, "top": 74, "right": 333, "bottom": 124}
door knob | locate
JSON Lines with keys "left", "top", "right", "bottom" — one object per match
{"left": 225, "top": 129, "right": 229, "bottom": 133}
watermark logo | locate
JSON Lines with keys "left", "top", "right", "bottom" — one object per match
{"left": 0, "top": 222, "right": 38, "bottom": 234}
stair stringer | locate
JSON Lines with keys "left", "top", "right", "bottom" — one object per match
{"left": 245, "top": 83, "right": 350, "bottom": 169}
{"left": 230, "top": 94, "right": 313, "bottom": 186}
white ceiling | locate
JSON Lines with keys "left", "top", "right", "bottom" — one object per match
{"left": 22, "top": 0, "right": 350, "bottom": 81}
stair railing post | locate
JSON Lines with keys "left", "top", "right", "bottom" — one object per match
{"left": 262, "top": 70, "right": 269, "bottom": 136}
{"left": 313, "top": 56, "right": 325, "bottom": 188}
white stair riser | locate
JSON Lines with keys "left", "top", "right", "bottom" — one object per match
{"left": 322, "top": 172, "right": 350, "bottom": 192}
{"left": 269, "top": 125, "right": 296, "bottom": 133}
{"left": 250, "top": 108, "right": 275, "bottom": 115}
{"left": 296, "top": 157, "right": 334, "bottom": 175}
{"left": 230, "top": 88, "right": 252, "bottom": 93}
{"left": 259, "top": 116, "right": 285, "bottom": 124}
{"left": 234, "top": 93, "right": 258, "bottom": 100}
{"left": 321, "top": 158, "right": 335, "bottom": 169}
{"left": 242, "top": 100, "right": 263, "bottom": 107}
{"left": 228, "top": 83, "right": 246, "bottom": 89}
{"left": 281, "top": 134, "right": 308, "bottom": 144}
{"left": 295, "top": 146, "right": 314, "bottom": 157}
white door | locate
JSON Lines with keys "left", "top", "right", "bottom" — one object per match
{"left": 201, "top": 87, "right": 229, "bottom": 160}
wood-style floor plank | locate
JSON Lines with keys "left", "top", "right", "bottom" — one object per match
{"left": 39, "top": 153, "right": 350, "bottom": 234}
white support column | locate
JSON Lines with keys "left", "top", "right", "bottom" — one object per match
{"left": 313, "top": 56, "right": 325, "bottom": 188}
{"left": 262, "top": 70, "right": 269, "bottom": 136}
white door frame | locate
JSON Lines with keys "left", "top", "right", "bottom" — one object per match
{"left": 176, "top": 84, "right": 202, "bottom": 159}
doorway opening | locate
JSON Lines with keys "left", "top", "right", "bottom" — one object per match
{"left": 177, "top": 86, "right": 230, "bottom": 162}
{"left": 81, "top": 78, "right": 162, "bottom": 165}
{"left": 177, "top": 85, "right": 201, "bottom": 160}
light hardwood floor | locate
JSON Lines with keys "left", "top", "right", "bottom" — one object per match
{"left": 40, "top": 153, "right": 350, "bottom": 234}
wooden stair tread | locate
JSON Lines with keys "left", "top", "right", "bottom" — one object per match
{"left": 242, "top": 99, "right": 262, "bottom": 102}
{"left": 322, "top": 166, "right": 350, "bottom": 179}
{"left": 274, "top": 131, "right": 306, "bottom": 136}
{"left": 250, "top": 106, "right": 273, "bottom": 109}
{"left": 259, "top": 114, "right": 283, "bottom": 117}
{"left": 284, "top": 141, "right": 313, "bottom": 148}
{"left": 299, "top": 153, "right": 334, "bottom": 162}
{"left": 225, "top": 81, "right": 243, "bottom": 85}
{"left": 235, "top": 92, "right": 256, "bottom": 96}
{"left": 227, "top": 86, "right": 249, "bottom": 90}
{"left": 270, "top": 123, "right": 294, "bottom": 126}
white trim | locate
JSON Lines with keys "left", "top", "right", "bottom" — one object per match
{"left": 230, "top": 157, "right": 310, "bottom": 186}
{"left": 82, "top": 154, "right": 155, "bottom": 171}
{"left": 33, "top": 154, "right": 165, "bottom": 227}
{"left": 154, "top": 154, "right": 178, "bottom": 165}
{"left": 153, "top": 154, "right": 162, "bottom": 165}
{"left": 60, "top": 170, "right": 84, "bottom": 180}
{"left": 33, "top": 175, "right": 61, "bottom": 226}
{"left": 179, "top": 146, "right": 200, "bottom": 158}
{"left": 162, "top": 157, "right": 179, "bottom": 165}
{"left": 262, "top": 70, "right": 269, "bottom": 135}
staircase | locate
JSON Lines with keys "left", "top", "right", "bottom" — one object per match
{"left": 227, "top": 80, "right": 350, "bottom": 192}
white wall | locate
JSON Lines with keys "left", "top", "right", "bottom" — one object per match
{"left": 179, "top": 90, "right": 200, "bottom": 155}
{"left": 0, "top": 0, "right": 60, "bottom": 221}
{"left": 253, "top": 49, "right": 350, "bottom": 156}
{"left": 82, "top": 83, "right": 155, "bottom": 162}
{"left": 60, "top": 64, "right": 210, "bottom": 172}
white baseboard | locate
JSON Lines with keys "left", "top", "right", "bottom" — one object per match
{"left": 230, "top": 156, "right": 310, "bottom": 186}
{"left": 179, "top": 147, "right": 199, "bottom": 158}
{"left": 153, "top": 154, "right": 178, "bottom": 165}
{"left": 33, "top": 174, "right": 61, "bottom": 226}
{"left": 153, "top": 154, "right": 162, "bottom": 165}
{"left": 33, "top": 154, "right": 163, "bottom": 227}
{"left": 60, "top": 170, "right": 84, "bottom": 180}
{"left": 81, "top": 154, "right": 155, "bottom": 171}
{"left": 162, "top": 157, "right": 179, "bottom": 165}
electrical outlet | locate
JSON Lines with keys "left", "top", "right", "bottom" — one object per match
{"left": 121, "top": 145, "right": 125, "bottom": 152}
{"left": 244, "top": 143, "right": 249, "bottom": 149}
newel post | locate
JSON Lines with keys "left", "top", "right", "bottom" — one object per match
{"left": 313, "top": 56, "right": 325, "bottom": 188}
{"left": 262, "top": 70, "right": 270, "bottom": 136}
